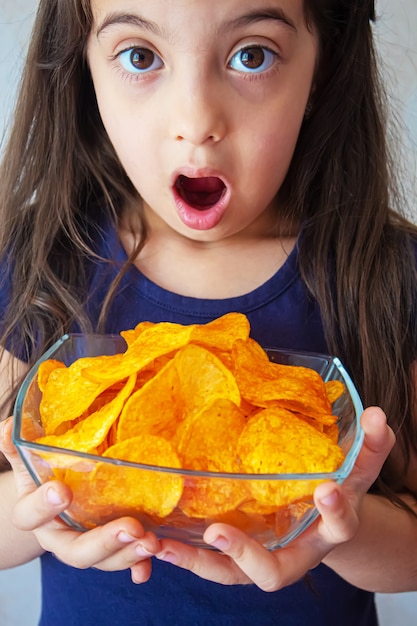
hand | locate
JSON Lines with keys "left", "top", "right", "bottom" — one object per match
{"left": 154, "top": 406, "right": 395, "bottom": 591}
{"left": 0, "top": 417, "right": 161, "bottom": 583}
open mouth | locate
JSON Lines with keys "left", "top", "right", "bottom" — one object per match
{"left": 174, "top": 175, "right": 227, "bottom": 210}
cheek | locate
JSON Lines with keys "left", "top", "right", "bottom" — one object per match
{"left": 99, "top": 106, "right": 153, "bottom": 174}
{"left": 247, "top": 119, "right": 302, "bottom": 179}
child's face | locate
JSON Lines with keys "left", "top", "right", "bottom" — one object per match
{"left": 87, "top": 0, "right": 317, "bottom": 242}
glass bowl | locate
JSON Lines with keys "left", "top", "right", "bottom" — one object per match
{"left": 13, "top": 334, "right": 364, "bottom": 550}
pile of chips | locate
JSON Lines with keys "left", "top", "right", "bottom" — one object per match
{"left": 34, "top": 313, "right": 346, "bottom": 525}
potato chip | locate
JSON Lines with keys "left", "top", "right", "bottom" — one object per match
{"left": 176, "top": 398, "right": 245, "bottom": 469}
{"left": 325, "top": 380, "right": 345, "bottom": 404}
{"left": 323, "top": 423, "right": 340, "bottom": 443}
{"left": 37, "top": 374, "right": 136, "bottom": 453}
{"left": 232, "top": 339, "right": 335, "bottom": 424}
{"left": 117, "top": 344, "right": 241, "bottom": 443}
{"left": 90, "top": 435, "right": 183, "bottom": 518}
{"left": 190, "top": 312, "right": 250, "bottom": 351}
{"left": 40, "top": 356, "right": 117, "bottom": 435}
{"left": 237, "top": 499, "right": 278, "bottom": 516}
{"left": 174, "top": 344, "right": 241, "bottom": 419}
{"left": 212, "top": 508, "right": 273, "bottom": 535}
{"left": 237, "top": 407, "right": 344, "bottom": 507}
{"left": 37, "top": 359, "right": 66, "bottom": 393}
{"left": 176, "top": 399, "right": 248, "bottom": 517}
{"left": 81, "top": 322, "right": 197, "bottom": 384}
{"left": 120, "top": 321, "right": 155, "bottom": 347}
{"left": 179, "top": 475, "right": 247, "bottom": 519}
{"left": 117, "top": 357, "right": 181, "bottom": 442}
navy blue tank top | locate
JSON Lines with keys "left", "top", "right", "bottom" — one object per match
{"left": 6, "top": 217, "right": 379, "bottom": 625}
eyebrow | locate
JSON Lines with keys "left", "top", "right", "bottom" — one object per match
{"left": 95, "top": 6, "right": 297, "bottom": 39}
{"left": 221, "top": 7, "right": 297, "bottom": 33}
{"left": 96, "top": 13, "right": 162, "bottom": 38}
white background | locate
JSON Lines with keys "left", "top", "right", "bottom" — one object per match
{"left": 0, "top": 1, "right": 416, "bottom": 625}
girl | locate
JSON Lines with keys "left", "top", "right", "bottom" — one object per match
{"left": 0, "top": 0, "right": 416, "bottom": 624}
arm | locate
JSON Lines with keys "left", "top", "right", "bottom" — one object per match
{"left": 154, "top": 406, "right": 417, "bottom": 593}
{"left": 0, "top": 470, "right": 45, "bottom": 568}
{"left": 0, "top": 415, "right": 161, "bottom": 576}
{"left": 322, "top": 392, "right": 417, "bottom": 592}
{"left": 322, "top": 489, "right": 417, "bottom": 592}
{"left": 0, "top": 349, "right": 43, "bottom": 568}
{"left": 0, "top": 349, "right": 161, "bottom": 576}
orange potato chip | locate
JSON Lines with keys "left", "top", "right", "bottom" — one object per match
{"left": 37, "top": 359, "right": 66, "bottom": 393}
{"left": 120, "top": 321, "right": 155, "bottom": 347}
{"left": 176, "top": 399, "right": 248, "bottom": 517}
{"left": 232, "top": 339, "right": 335, "bottom": 424}
{"left": 37, "top": 374, "right": 136, "bottom": 453}
{"left": 323, "top": 423, "right": 340, "bottom": 443}
{"left": 325, "top": 380, "right": 345, "bottom": 404}
{"left": 80, "top": 322, "right": 197, "bottom": 384}
{"left": 237, "top": 407, "right": 344, "bottom": 507}
{"left": 174, "top": 344, "right": 241, "bottom": 420}
{"left": 117, "top": 357, "right": 182, "bottom": 442}
{"left": 293, "top": 412, "right": 324, "bottom": 433}
{"left": 90, "top": 435, "right": 183, "bottom": 518}
{"left": 175, "top": 398, "right": 246, "bottom": 469}
{"left": 40, "top": 356, "right": 117, "bottom": 435}
{"left": 117, "top": 344, "right": 241, "bottom": 443}
{"left": 190, "top": 312, "right": 250, "bottom": 352}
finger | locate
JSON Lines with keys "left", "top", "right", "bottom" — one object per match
{"left": 0, "top": 417, "right": 41, "bottom": 495}
{"left": 130, "top": 559, "right": 153, "bottom": 584}
{"left": 313, "top": 482, "right": 360, "bottom": 545}
{"left": 203, "top": 523, "right": 332, "bottom": 591}
{"left": 205, "top": 519, "right": 353, "bottom": 592}
{"left": 157, "top": 528, "right": 279, "bottom": 590}
{"left": 12, "top": 480, "right": 73, "bottom": 530}
{"left": 0, "top": 417, "right": 15, "bottom": 457}
{"left": 360, "top": 406, "right": 395, "bottom": 456}
{"left": 0, "top": 417, "right": 26, "bottom": 473}
{"left": 35, "top": 518, "right": 158, "bottom": 571}
{"left": 156, "top": 534, "right": 249, "bottom": 585}
{"left": 204, "top": 524, "right": 288, "bottom": 591}
{"left": 96, "top": 531, "right": 160, "bottom": 574}
{"left": 349, "top": 406, "right": 395, "bottom": 492}
{"left": 0, "top": 417, "right": 73, "bottom": 530}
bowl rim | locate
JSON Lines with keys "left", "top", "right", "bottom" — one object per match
{"left": 13, "top": 333, "right": 365, "bottom": 482}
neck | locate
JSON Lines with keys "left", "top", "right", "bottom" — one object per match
{"left": 119, "top": 226, "right": 297, "bottom": 299}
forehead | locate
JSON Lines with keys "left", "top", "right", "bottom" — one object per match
{"left": 88, "top": 0, "right": 308, "bottom": 35}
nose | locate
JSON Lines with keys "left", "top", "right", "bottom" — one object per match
{"left": 169, "top": 72, "right": 227, "bottom": 146}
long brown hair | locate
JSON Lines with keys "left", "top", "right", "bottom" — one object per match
{"left": 0, "top": 0, "right": 416, "bottom": 498}
{"left": 289, "top": 0, "right": 417, "bottom": 499}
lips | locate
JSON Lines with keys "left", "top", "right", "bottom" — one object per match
{"left": 174, "top": 175, "right": 226, "bottom": 210}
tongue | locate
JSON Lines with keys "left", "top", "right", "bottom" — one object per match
{"left": 176, "top": 175, "right": 226, "bottom": 209}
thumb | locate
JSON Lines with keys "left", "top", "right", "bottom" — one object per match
{"left": 347, "top": 406, "right": 395, "bottom": 494}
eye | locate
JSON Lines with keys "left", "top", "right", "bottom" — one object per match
{"left": 118, "top": 47, "right": 163, "bottom": 74}
{"left": 229, "top": 46, "right": 276, "bottom": 74}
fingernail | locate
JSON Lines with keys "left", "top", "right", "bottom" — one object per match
{"left": 206, "top": 534, "right": 230, "bottom": 551}
{"left": 319, "top": 490, "right": 339, "bottom": 507}
{"left": 46, "top": 486, "right": 64, "bottom": 506}
{"left": 136, "top": 543, "right": 154, "bottom": 558}
{"left": 117, "top": 531, "right": 137, "bottom": 543}
{"left": 156, "top": 550, "right": 178, "bottom": 565}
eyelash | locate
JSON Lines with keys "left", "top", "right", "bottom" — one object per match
{"left": 111, "top": 43, "right": 281, "bottom": 84}
{"left": 111, "top": 46, "right": 163, "bottom": 83}
{"left": 228, "top": 45, "right": 279, "bottom": 76}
